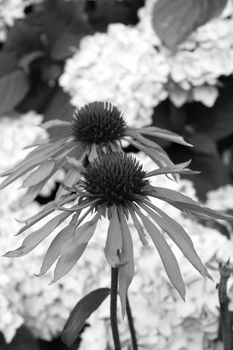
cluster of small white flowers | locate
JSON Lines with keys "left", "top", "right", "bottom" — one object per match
{"left": 60, "top": 0, "right": 233, "bottom": 126}
{"left": 138, "top": 0, "right": 233, "bottom": 107}
{"left": 0, "top": 0, "right": 42, "bottom": 41}
{"left": 60, "top": 24, "right": 169, "bottom": 127}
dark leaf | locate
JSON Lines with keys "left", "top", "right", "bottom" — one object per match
{"left": 187, "top": 133, "right": 218, "bottom": 155}
{"left": 188, "top": 78, "right": 233, "bottom": 141}
{"left": 152, "top": 0, "right": 227, "bottom": 49}
{"left": 0, "top": 325, "right": 39, "bottom": 350}
{"left": 5, "top": 19, "right": 43, "bottom": 57}
{"left": 62, "top": 288, "right": 110, "bottom": 347}
{"left": 0, "top": 70, "right": 29, "bottom": 114}
{"left": 19, "top": 51, "right": 45, "bottom": 73}
{"left": 0, "top": 52, "right": 18, "bottom": 77}
{"left": 184, "top": 153, "right": 231, "bottom": 200}
{"left": 44, "top": 88, "right": 74, "bottom": 137}
{"left": 50, "top": 31, "right": 83, "bottom": 61}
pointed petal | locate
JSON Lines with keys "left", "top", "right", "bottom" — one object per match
{"left": 5, "top": 212, "right": 70, "bottom": 258}
{"left": 52, "top": 243, "right": 87, "bottom": 282}
{"left": 129, "top": 207, "right": 148, "bottom": 247}
{"left": 146, "top": 161, "right": 198, "bottom": 177}
{"left": 16, "top": 203, "right": 55, "bottom": 235}
{"left": 151, "top": 187, "right": 232, "bottom": 221}
{"left": 22, "top": 160, "right": 56, "bottom": 187}
{"left": 127, "top": 126, "right": 192, "bottom": 147}
{"left": 41, "top": 119, "right": 70, "bottom": 129}
{"left": 38, "top": 223, "right": 76, "bottom": 275}
{"left": 67, "top": 218, "right": 97, "bottom": 248}
{"left": 118, "top": 208, "right": 134, "bottom": 317}
{"left": 141, "top": 202, "right": 212, "bottom": 279}
{"left": 105, "top": 206, "right": 122, "bottom": 267}
{"left": 56, "top": 168, "right": 81, "bottom": 200}
{"left": 137, "top": 209, "right": 185, "bottom": 300}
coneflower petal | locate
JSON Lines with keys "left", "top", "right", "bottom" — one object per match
{"left": 52, "top": 243, "right": 87, "bottom": 282}
{"left": 145, "top": 160, "right": 198, "bottom": 178}
{"left": 118, "top": 208, "right": 134, "bottom": 317}
{"left": 105, "top": 205, "right": 122, "bottom": 267}
{"left": 129, "top": 207, "right": 148, "bottom": 247}
{"left": 127, "top": 126, "right": 192, "bottom": 147}
{"left": 22, "top": 160, "right": 56, "bottom": 188}
{"left": 72, "top": 219, "right": 98, "bottom": 247}
{"left": 38, "top": 222, "right": 77, "bottom": 276}
{"left": 136, "top": 209, "right": 186, "bottom": 300}
{"left": 141, "top": 202, "right": 212, "bottom": 280}
{"left": 4, "top": 211, "right": 71, "bottom": 258}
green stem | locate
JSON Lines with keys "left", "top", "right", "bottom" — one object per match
{"left": 110, "top": 267, "right": 121, "bottom": 350}
{"left": 126, "top": 295, "right": 138, "bottom": 350}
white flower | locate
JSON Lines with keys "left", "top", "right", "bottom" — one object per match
{"left": 60, "top": 24, "right": 169, "bottom": 127}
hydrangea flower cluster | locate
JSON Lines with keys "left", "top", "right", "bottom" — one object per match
{"left": 59, "top": 25, "right": 169, "bottom": 127}
{"left": 138, "top": 0, "right": 233, "bottom": 107}
{"left": 60, "top": 0, "right": 233, "bottom": 126}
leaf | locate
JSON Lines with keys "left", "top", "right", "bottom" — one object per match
{"left": 188, "top": 78, "right": 233, "bottom": 141}
{"left": 187, "top": 133, "right": 218, "bottom": 155}
{"left": 0, "top": 70, "right": 29, "bottom": 114}
{"left": 0, "top": 52, "right": 18, "bottom": 77}
{"left": 51, "top": 31, "right": 84, "bottom": 61}
{"left": 62, "top": 288, "right": 110, "bottom": 347}
{"left": 152, "top": 0, "right": 227, "bottom": 49}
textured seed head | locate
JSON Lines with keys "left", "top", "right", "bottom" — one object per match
{"left": 82, "top": 152, "right": 149, "bottom": 207}
{"left": 71, "top": 102, "right": 126, "bottom": 146}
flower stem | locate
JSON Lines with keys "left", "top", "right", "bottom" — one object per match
{"left": 126, "top": 294, "right": 138, "bottom": 350}
{"left": 110, "top": 267, "right": 121, "bottom": 350}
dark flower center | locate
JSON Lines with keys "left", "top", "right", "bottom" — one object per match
{"left": 82, "top": 152, "right": 149, "bottom": 207}
{"left": 71, "top": 102, "right": 126, "bottom": 146}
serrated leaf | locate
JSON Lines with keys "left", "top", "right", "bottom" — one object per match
{"left": 0, "top": 70, "right": 29, "bottom": 114}
{"left": 152, "top": 0, "right": 227, "bottom": 50}
{"left": 62, "top": 288, "right": 110, "bottom": 347}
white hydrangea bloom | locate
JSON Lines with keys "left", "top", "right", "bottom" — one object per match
{"left": 0, "top": 0, "right": 42, "bottom": 41}
{"left": 60, "top": 0, "right": 233, "bottom": 127}
{"left": 60, "top": 24, "right": 169, "bottom": 127}
{"left": 138, "top": 0, "right": 233, "bottom": 107}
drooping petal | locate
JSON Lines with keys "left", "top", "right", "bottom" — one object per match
{"left": 38, "top": 222, "right": 76, "bottom": 275}
{"left": 16, "top": 202, "right": 56, "bottom": 235}
{"left": 136, "top": 209, "right": 185, "bottom": 300}
{"left": 118, "top": 208, "right": 134, "bottom": 317}
{"left": 128, "top": 207, "right": 148, "bottom": 247}
{"left": 127, "top": 126, "right": 192, "bottom": 147}
{"left": 56, "top": 168, "right": 81, "bottom": 200}
{"left": 4, "top": 211, "right": 71, "bottom": 258}
{"left": 104, "top": 205, "right": 122, "bottom": 267}
{"left": 22, "top": 160, "right": 56, "bottom": 187}
{"left": 141, "top": 201, "right": 212, "bottom": 280}
{"left": 150, "top": 187, "right": 232, "bottom": 221}
{"left": 52, "top": 243, "right": 87, "bottom": 282}
{"left": 145, "top": 160, "right": 199, "bottom": 177}
{"left": 72, "top": 218, "right": 98, "bottom": 247}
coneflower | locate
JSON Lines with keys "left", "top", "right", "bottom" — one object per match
{"left": 0, "top": 101, "right": 191, "bottom": 206}
{"left": 5, "top": 152, "right": 231, "bottom": 315}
